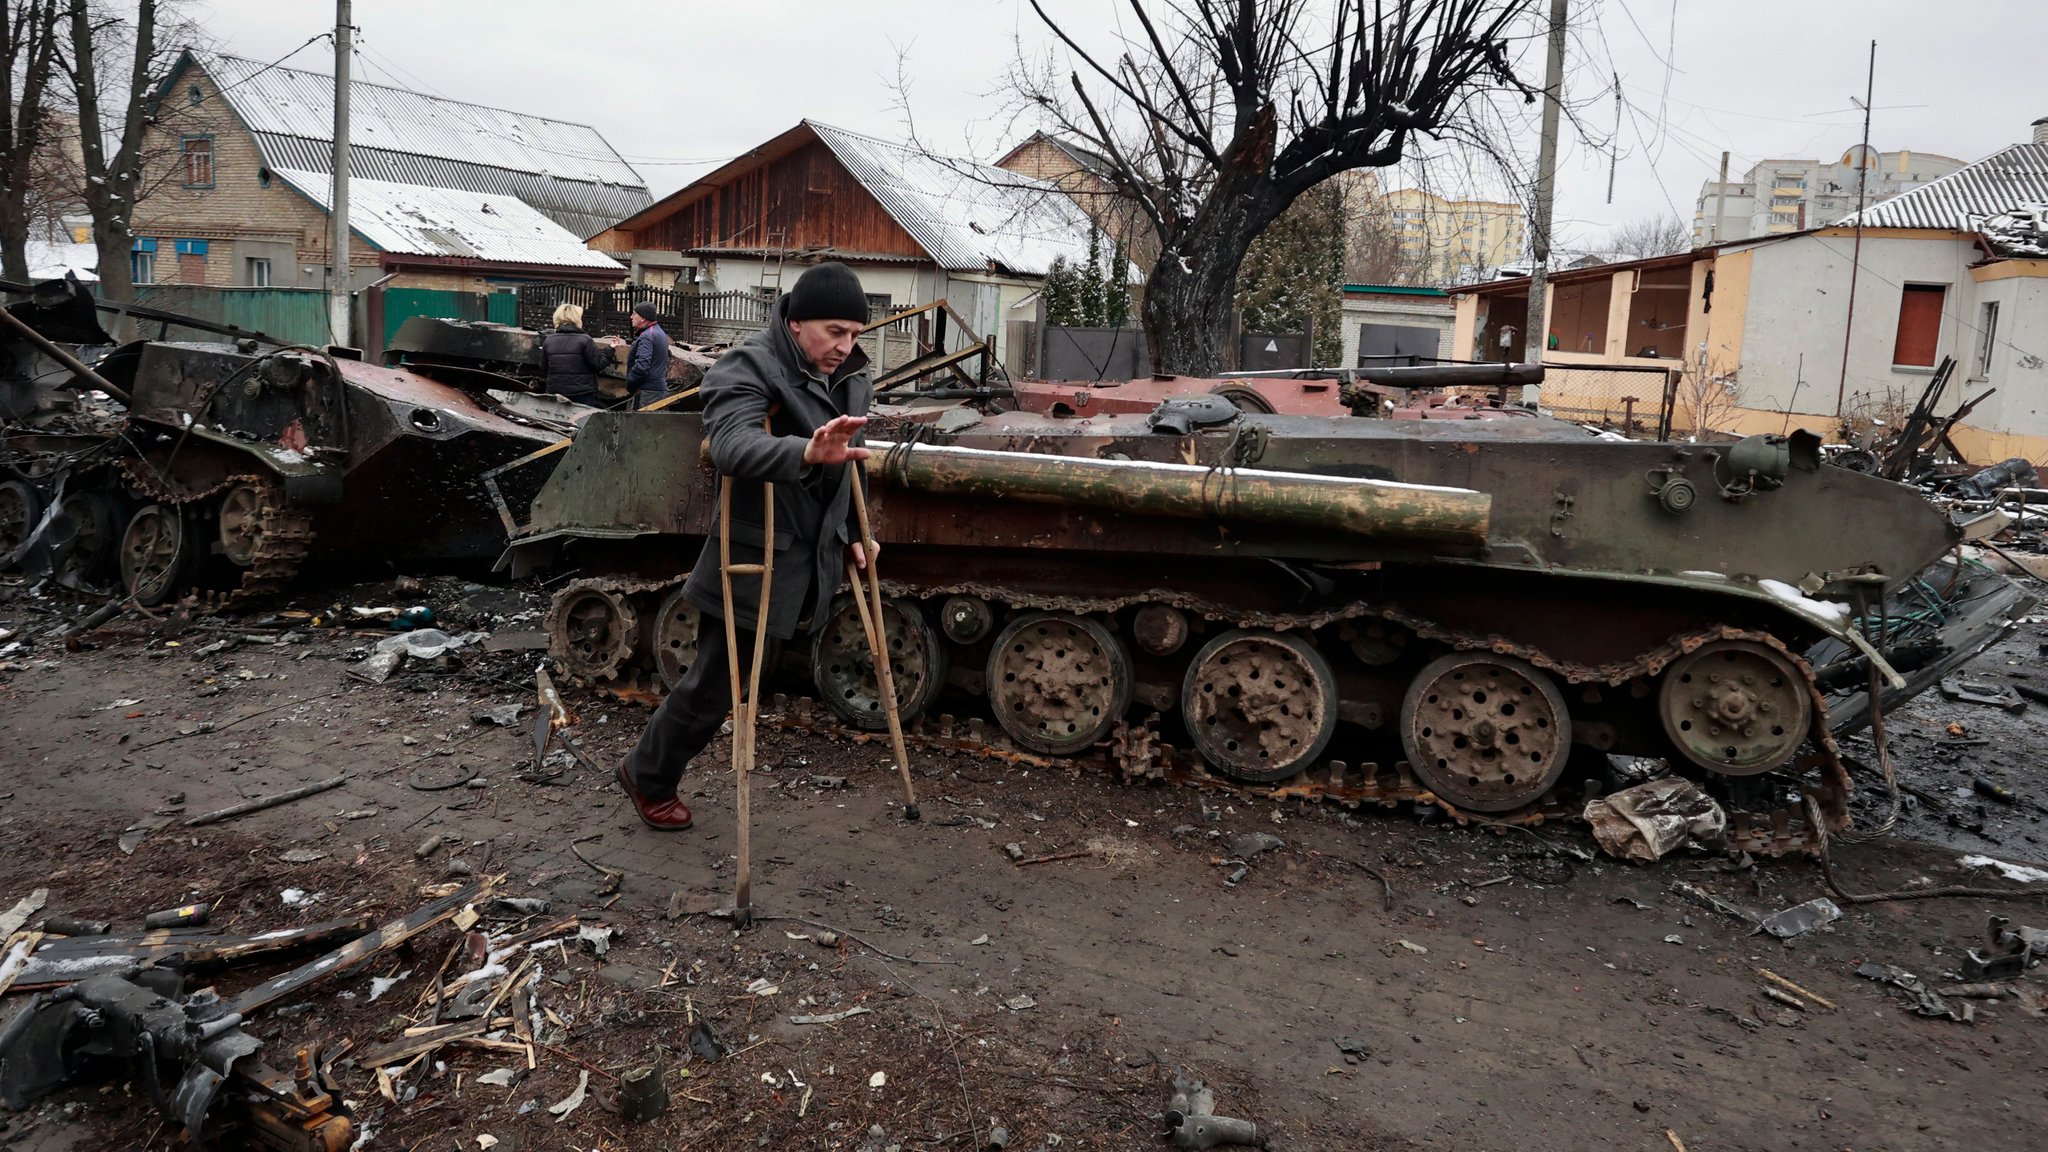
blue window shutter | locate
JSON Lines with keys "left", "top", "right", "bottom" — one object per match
{"left": 133, "top": 238, "right": 157, "bottom": 252}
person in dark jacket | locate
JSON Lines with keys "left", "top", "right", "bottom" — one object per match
{"left": 626, "top": 301, "right": 672, "bottom": 409}
{"left": 616, "top": 263, "right": 875, "bottom": 831}
{"left": 541, "top": 303, "right": 609, "bottom": 406}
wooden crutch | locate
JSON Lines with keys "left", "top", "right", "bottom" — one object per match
{"left": 843, "top": 458, "right": 920, "bottom": 820}
{"left": 717, "top": 442, "right": 775, "bottom": 926}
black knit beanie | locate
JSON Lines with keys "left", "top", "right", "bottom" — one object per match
{"left": 785, "top": 262, "right": 870, "bottom": 323}
{"left": 632, "top": 301, "right": 659, "bottom": 321}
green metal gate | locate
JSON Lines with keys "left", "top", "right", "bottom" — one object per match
{"left": 382, "top": 288, "right": 520, "bottom": 346}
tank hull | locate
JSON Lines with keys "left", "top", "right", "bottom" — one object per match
{"left": 509, "top": 407, "right": 2030, "bottom": 853}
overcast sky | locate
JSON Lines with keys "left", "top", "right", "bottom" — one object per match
{"left": 187, "top": 0, "right": 2044, "bottom": 253}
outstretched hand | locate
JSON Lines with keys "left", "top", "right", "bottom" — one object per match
{"left": 803, "top": 415, "right": 871, "bottom": 466}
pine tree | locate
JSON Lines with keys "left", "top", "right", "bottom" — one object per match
{"left": 1077, "top": 228, "right": 1106, "bottom": 327}
{"left": 1043, "top": 256, "right": 1080, "bottom": 326}
{"left": 1236, "top": 181, "right": 1346, "bottom": 367}
{"left": 1103, "top": 240, "right": 1132, "bottom": 330}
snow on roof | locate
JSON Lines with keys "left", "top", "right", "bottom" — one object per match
{"left": 26, "top": 240, "right": 97, "bottom": 283}
{"left": 273, "top": 170, "right": 623, "bottom": 271}
{"left": 1982, "top": 202, "right": 2048, "bottom": 258}
{"left": 1839, "top": 143, "right": 2048, "bottom": 231}
{"left": 181, "top": 52, "right": 652, "bottom": 240}
{"left": 807, "top": 121, "right": 1122, "bottom": 277}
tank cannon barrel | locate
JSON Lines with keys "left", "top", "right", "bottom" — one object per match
{"left": 1351, "top": 362, "right": 1544, "bottom": 389}
{"left": 864, "top": 440, "right": 1491, "bottom": 547}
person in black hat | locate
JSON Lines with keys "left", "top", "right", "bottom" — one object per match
{"left": 626, "top": 301, "right": 671, "bottom": 408}
{"left": 615, "top": 261, "right": 876, "bottom": 831}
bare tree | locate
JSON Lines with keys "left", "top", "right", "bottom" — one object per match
{"left": 1673, "top": 353, "right": 1743, "bottom": 441}
{"left": 1015, "top": 0, "right": 1538, "bottom": 375}
{"left": 1336, "top": 175, "right": 1427, "bottom": 285}
{"left": 62, "top": 0, "right": 200, "bottom": 305}
{"left": 1604, "top": 214, "right": 1690, "bottom": 261}
{"left": 1, "top": 0, "right": 65, "bottom": 284}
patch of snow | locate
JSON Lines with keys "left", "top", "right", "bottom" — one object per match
{"left": 1756, "top": 578, "right": 1852, "bottom": 623}
{"left": 1958, "top": 854, "right": 2048, "bottom": 884}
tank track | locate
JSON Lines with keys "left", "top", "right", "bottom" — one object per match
{"left": 118, "top": 462, "right": 315, "bottom": 608}
{"left": 549, "top": 576, "right": 1848, "bottom": 858}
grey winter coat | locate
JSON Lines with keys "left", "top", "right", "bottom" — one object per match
{"left": 681, "top": 295, "right": 870, "bottom": 639}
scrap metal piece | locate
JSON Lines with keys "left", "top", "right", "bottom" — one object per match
{"left": 0, "top": 973, "right": 354, "bottom": 1151}
{"left": 1760, "top": 898, "right": 1841, "bottom": 940}
{"left": 1856, "top": 962, "right": 1973, "bottom": 1023}
{"left": 1961, "top": 915, "right": 2048, "bottom": 981}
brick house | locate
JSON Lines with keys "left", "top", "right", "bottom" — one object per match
{"left": 126, "top": 51, "right": 647, "bottom": 294}
{"left": 994, "top": 131, "right": 1160, "bottom": 269}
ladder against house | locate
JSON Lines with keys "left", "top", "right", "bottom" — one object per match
{"left": 758, "top": 232, "right": 790, "bottom": 301}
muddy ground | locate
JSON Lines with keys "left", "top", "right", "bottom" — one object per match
{"left": 4, "top": 575, "right": 2048, "bottom": 1152}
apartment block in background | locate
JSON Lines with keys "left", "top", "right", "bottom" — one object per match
{"left": 1382, "top": 188, "right": 1525, "bottom": 285}
{"left": 1693, "top": 145, "right": 1966, "bottom": 245}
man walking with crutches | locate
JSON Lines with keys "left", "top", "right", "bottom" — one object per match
{"left": 615, "top": 262, "right": 877, "bottom": 830}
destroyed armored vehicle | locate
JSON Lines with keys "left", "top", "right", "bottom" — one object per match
{"left": 505, "top": 387, "right": 2031, "bottom": 853}
{"left": 2, "top": 280, "right": 561, "bottom": 604}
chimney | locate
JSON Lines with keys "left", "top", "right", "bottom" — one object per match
{"left": 2036, "top": 116, "right": 2048, "bottom": 146}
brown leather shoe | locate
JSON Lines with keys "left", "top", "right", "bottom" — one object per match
{"left": 616, "top": 760, "right": 692, "bottom": 831}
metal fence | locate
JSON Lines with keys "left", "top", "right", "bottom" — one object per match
{"left": 1536, "top": 364, "right": 1680, "bottom": 439}
{"left": 125, "top": 285, "right": 332, "bottom": 347}
{"left": 519, "top": 283, "right": 708, "bottom": 341}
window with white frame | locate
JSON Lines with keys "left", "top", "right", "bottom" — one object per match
{"left": 246, "top": 257, "right": 272, "bottom": 287}
{"left": 1976, "top": 301, "right": 2000, "bottom": 378}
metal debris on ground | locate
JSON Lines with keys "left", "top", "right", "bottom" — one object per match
{"left": 619, "top": 1065, "right": 669, "bottom": 1122}
{"left": 1759, "top": 897, "right": 1842, "bottom": 939}
{"left": 1671, "top": 881, "right": 1761, "bottom": 926}
{"left": 1961, "top": 916, "right": 2048, "bottom": 980}
{"left": 1939, "top": 678, "right": 2026, "bottom": 712}
{"left": 1856, "top": 962, "right": 1974, "bottom": 1023}
{"left": 1225, "top": 832, "right": 1284, "bottom": 859}
{"left": 1158, "top": 1066, "right": 1268, "bottom": 1149}
{"left": 1583, "top": 777, "right": 1727, "bottom": 863}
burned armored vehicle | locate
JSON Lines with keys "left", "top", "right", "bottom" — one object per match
{"left": 504, "top": 388, "right": 2030, "bottom": 850}
{"left": 2, "top": 281, "right": 564, "bottom": 604}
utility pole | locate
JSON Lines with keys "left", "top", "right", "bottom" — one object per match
{"left": 1525, "top": 0, "right": 1568, "bottom": 367}
{"left": 1834, "top": 39, "right": 1876, "bottom": 418}
{"left": 328, "top": 0, "right": 353, "bottom": 347}
{"left": 1712, "top": 151, "right": 1730, "bottom": 245}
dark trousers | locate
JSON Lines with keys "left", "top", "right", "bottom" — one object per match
{"left": 625, "top": 614, "right": 783, "bottom": 801}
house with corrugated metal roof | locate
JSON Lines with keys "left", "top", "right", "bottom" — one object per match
{"left": 1448, "top": 119, "right": 2048, "bottom": 458}
{"left": 590, "top": 120, "right": 1119, "bottom": 368}
{"left": 127, "top": 50, "right": 643, "bottom": 299}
